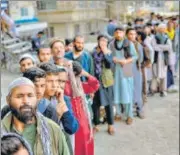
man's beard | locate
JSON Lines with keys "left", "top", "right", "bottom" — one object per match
{"left": 10, "top": 104, "right": 36, "bottom": 124}
{"left": 74, "top": 45, "right": 83, "bottom": 52}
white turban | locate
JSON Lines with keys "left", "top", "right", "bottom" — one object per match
{"left": 8, "top": 77, "right": 35, "bottom": 96}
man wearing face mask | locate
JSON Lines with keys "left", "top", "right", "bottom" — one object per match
{"left": 109, "top": 27, "right": 138, "bottom": 125}
{"left": 1, "top": 77, "right": 70, "bottom": 155}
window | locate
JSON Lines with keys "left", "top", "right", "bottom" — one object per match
{"left": 36, "top": 1, "right": 56, "bottom": 10}
{"left": 78, "top": 1, "right": 86, "bottom": 8}
{"left": 21, "top": 8, "right": 28, "bottom": 17}
{"left": 89, "top": 1, "right": 96, "bottom": 8}
{"left": 98, "top": 1, "right": 106, "bottom": 8}
{"left": 37, "top": 1, "right": 46, "bottom": 10}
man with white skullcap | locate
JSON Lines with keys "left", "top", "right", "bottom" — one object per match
{"left": 19, "top": 54, "right": 36, "bottom": 73}
{"left": 151, "top": 22, "right": 174, "bottom": 97}
{"left": 1, "top": 77, "right": 70, "bottom": 155}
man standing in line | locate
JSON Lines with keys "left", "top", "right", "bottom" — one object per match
{"left": 109, "top": 27, "right": 138, "bottom": 125}
{"left": 1, "top": 77, "right": 70, "bottom": 155}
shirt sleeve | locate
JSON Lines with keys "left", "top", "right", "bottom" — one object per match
{"left": 61, "top": 97, "right": 79, "bottom": 135}
{"left": 129, "top": 42, "right": 138, "bottom": 62}
{"left": 82, "top": 75, "right": 100, "bottom": 94}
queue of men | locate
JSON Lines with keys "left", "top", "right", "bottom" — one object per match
{"left": 1, "top": 12, "right": 179, "bottom": 155}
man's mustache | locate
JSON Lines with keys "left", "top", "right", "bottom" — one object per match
{"left": 20, "top": 104, "right": 33, "bottom": 111}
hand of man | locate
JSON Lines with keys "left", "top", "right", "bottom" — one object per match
{"left": 101, "top": 45, "right": 109, "bottom": 55}
{"left": 80, "top": 69, "right": 90, "bottom": 77}
{"left": 55, "top": 88, "right": 64, "bottom": 103}
{"left": 66, "top": 60, "right": 73, "bottom": 69}
{"left": 119, "top": 59, "right": 127, "bottom": 66}
{"left": 113, "top": 57, "right": 119, "bottom": 64}
{"left": 56, "top": 101, "right": 69, "bottom": 119}
{"left": 89, "top": 93, "right": 95, "bottom": 99}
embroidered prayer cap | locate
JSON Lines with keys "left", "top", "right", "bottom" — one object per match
{"left": 8, "top": 77, "right": 35, "bottom": 96}
{"left": 19, "top": 53, "right": 36, "bottom": 64}
{"left": 49, "top": 37, "right": 65, "bottom": 49}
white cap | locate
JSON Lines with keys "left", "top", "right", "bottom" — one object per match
{"left": 8, "top": 77, "right": 35, "bottom": 96}
{"left": 158, "top": 23, "right": 167, "bottom": 29}
{"left": 19, "top": 54, "right": 36, "bottom": 64}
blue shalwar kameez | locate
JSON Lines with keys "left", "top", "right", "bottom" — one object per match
{"left": 132, "top": 42, "right": 144, "bottom": 114}
{"left": 109, "top": 40, "right": 138, "bottom": 118}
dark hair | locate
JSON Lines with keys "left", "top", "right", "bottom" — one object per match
{"left": 146, "top": 23, "right": 152, "bottom": 27}
{"left": 23, "top": 67, "right": 46, "bottom": 82}
{"left": 19, "top": 57, "right": 34, "bottom": 65}
{"left": 97, "top": 34, "right": 108, "bottom": 41}
{"left": 154, "top": 23, "right": 159, "bottom": 27}
{"left": 73, "top": 35, "right": 84, "bottom": 42}
{"left": 114, "top": 26, "right": 125, "bottom": 32}
{"left": 72, "top": 61, "right": 82, "bottom": 76}
{"left": 38, "top": 31, "right": 44, "bottom": 35}
{"left": 65, "top": 39, "right": 73, "bottom": 46}
{"left": 135, "top": 26, "right": 143, "bottom": 31}
{"left": 126, "top": 27, "right": 136, "bottom": 35}
{"left": 37, "top": 44, "right": 51, "bottom": 55}
{"left": 139, "top": 18, "right": 144, "bottom": 22}
{"left": 127, "top": 22, "right": 132, "bottom": 27}
{"left": 137, "top": 31, "right": 147, "bottom": 42}
{"left": 134, "top": 18, "right": 140, "bottom": 24}
{"left": 38, "top": 62, "right": 59, "bottom": 74}
{"left": 57, "top": 67, "right": 67, "bottom": 73}
{"left": 1, "top": 133, "right": 32, "bottom": 155}
{"left": 150, "top": 12, "right": 155, "bottom": 16}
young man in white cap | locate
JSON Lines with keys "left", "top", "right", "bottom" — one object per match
{"left": 151, "top": 23, "right": 174, "bottom": 97}
{"left": 19, "top": 54, "right": 36, "bottom": 73}
{"left": 1, "top": 77, "right": 70, "bottom": 155}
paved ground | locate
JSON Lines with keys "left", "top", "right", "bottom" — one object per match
{"left": 1, "top": 69, "right": 179, "bottom": 155}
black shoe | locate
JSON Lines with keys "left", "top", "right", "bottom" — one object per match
{"left": 137, "top": 112, "right": 145, "bottom": 119}
{"left": 147, "top": 92, "right": 154, "bottom": 97}
{"left": 160, "top": 92, "right": 167, "bottom": 97}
